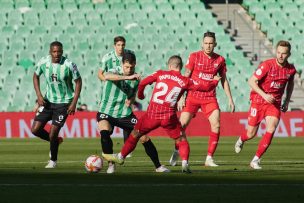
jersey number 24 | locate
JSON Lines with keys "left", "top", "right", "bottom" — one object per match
{"left": 152, "top": 82, "right": 182, "bottom": 107}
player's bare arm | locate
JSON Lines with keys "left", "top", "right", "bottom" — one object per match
{"left": 281, "top": 75, "right": 295, "bottom": 112}
{"left": 104, "top": 72, "right": 140, "bottom": 81}
{"left": 177, "top": 69, "right": 192, "bottom": 111}
{"left": 98, "top": 69, "right": 106, "bottom": 81}
{"left": 220, "top": 72, "right": 235, "bottom": 112}
{"left": 68, "top": 77, "right": 82, "bottom": 115}
{"left": 248, "top": 75, "right": 275, "bottom": 104}
{"left": 33, "top": 73, "right": 45, "bottom": 106}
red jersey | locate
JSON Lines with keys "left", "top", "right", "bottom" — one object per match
{"left": 138, "top": 70, "right": 218, "bottom": 120}
{"left": 186, "top": 50, "right": 226, "bottom": 100}
{"left": 250, "top": 58, "right": 296, "bottom": 107}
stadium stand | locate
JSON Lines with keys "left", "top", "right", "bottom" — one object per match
{"left": 4, "top": 0, "right": 296, "bottom": 112}
{"left": 242, "top": 0, "right": 304, "bottom": 74}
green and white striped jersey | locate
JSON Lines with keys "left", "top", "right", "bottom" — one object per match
{"left": 35, "top": 55, "right": 81, "bottom": 104}
{"left": 99, "top": 79, "right": 139, "bottom": 118}
{"left": 98, "top": 49, "right": 137, "bottom": 118}
{"left": 99, "top": 49, "right": 134, "bottom": 74}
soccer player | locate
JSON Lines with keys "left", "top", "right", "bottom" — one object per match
{"left": 31, "top": 41, "right": 82, "bottom": 168}
{"left": 234, "top": 40, "right": 296, "bottom": 169}
{"left": 97, "top": 52, "right": 168, "bottom": 173}
{"left": 98, "top": 36, "right": 135, "bottom": 145}
{"left": 102, "top": 55, "right": 221, "bottom": 173}
{"left": 170, "top": 32, "right": 235, "bottom": 167}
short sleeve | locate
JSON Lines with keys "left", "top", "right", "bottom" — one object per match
{"left": 69, "top": 62, "right": 81, "bottom": 80}
{"left": 254, "top": 61, "right": 270, "bottom": 80}
{"left": 185, "top": 53, "right": 195, "bottom": 71}
{"left": 99, "top": 55, "right": 109, "bottom": 73}
{"left": 34, "top": 59, "right": 44, "bottom": 76}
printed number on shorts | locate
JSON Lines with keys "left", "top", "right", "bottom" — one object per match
{"left": 250, "top": 107, "right": 257, "bottom": 117}
{"left": 131, "top": 118, "right": 137, "bottom": 124}
{"left": 58, "top": 115, "right": 64, "bottom": 122}
{"left": 152, "top": 82, "right": 182, "bottom": 107}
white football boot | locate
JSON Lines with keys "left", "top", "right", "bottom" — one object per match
{"left": 205, "top": 156, "right": 219, "bottom": 167}
{"left": 250, "top": 157, "right": 262, "bottom": 170}
{"left": 169, "top": 150, "right": 179, "bottom": 166}
{"left": 235, "top": 137, "right": 244, "bottom": 154}
{"left": 106, "top": 162, "right": 115, "bottom": 174}
{"left": 45, "top": 160, "right": 57, "bottom": 168}
{"left": 155, "top": 165, "right": 170, "bottom": 173}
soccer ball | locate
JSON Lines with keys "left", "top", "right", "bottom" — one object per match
{"left": 85, "top": 155, "right": 103, "bottom": 173}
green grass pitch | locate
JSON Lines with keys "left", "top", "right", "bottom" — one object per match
{"left": 0, "top": 137, "right": 303, "bottom": 203}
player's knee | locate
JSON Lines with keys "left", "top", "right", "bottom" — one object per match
{"left": 139, "top": 135, "right": 150, "bottom": 143}
{"left": 31, "top": 125, "right": 40, "bottom": 135}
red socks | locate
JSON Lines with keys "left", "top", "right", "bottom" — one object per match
{"left": 207, "top": 132, "right": 219, "bottom": 156}
{"left": 241, "top": 133, "right": 249, "bottom": 142}
{"left": 121, "top": 135, "right": 139, "bottom": 158}
{"left": 178, "top": 140, "right": 190, "bottom": 161}
{"left": 256, "top": 131, "right": 274, "bottom": 158}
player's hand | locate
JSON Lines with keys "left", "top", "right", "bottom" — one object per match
{"left": 125, "top": 99, "right": 131, "bottom": 107}
{"left": 281, "top": 102, "right": 289, "bottom": 112}
{"left": 127, "top": 73, "right": 141, "bottom": 80}
{"left": 177, "top": 96, "right": 185, "bottom": 111}
{"left": 229, "top": 99, "right": 235, "bottom": 112}
{"left": 37, "top": 96, "right": 46, "bottom": 106}
{"left": 67, "top": 103, "right": 76, "bottom": 115}
{"left": 263, "top": 94, "right": 275, "bottom": 104}
{"left": 213, "top": 75, "right": 221, "bottom": 81}
{"left": 137, "top": 93, "right": 145, "bottom": 100}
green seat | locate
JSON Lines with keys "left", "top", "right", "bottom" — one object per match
{"left": 18, "top": 58, "right": 34, "bottom": 70}
{"left": 0, "top": 2, "right": 14, "bottom": 12}
{"left": 140, "top": 2, "right": 156, "bottom": 12}
{"left": 79, "top": 2, "right": 94, "bottom": 12}
{"left": 62, "top": 1, "right": 78, "bottom": 13}
{"left": 54, "top": 12, "right": 70, "bottom": 25}
{"left": 47, "top": 2, "right": 62, "bottom": 12}
{"left": 15, "top": 0, "right": 29, "bottom": 9}
{"left": 95, "top": 2, "right": 110, "bottom": 12}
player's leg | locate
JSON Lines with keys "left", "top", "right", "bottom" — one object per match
{"left": 45, "top": 103, "right": 68, "bottom": 168}
{"left": 250, "top": 116, "right": 279, "bottom": 169}
{"left": 31, "top": 105, "right": 52, "bottom": 141}
{"left": 235, "top": 125, "right": 259, "bottom": 153}
{"left": 31, "top": 121, "right": 49, "bottom": 141}
{"left": 96, "top": 113, "right": 115, "bottom": 173}
{"left": 205, "top": 108, "right": 220, "bottom": 167}
{"left": 45, "top": 124, "right": 61, "bottom": 168}
{"left": 235, "top": 103, "right": 262, "bottom": 153}
{"left": 140, "top": 135, "right": 164, "bottom": 171}
{"left": 177, "top": 133, "right": 191, "bottom": 173}
{"left": 169, "top": 111, "right": 193, "bottom": 166}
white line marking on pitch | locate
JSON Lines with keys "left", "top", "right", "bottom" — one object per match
{"left": 0, "top": 183, "right": 303, "bottom": 187}
{"left": 0, "top": 160, "right": 303, "bottom": 164}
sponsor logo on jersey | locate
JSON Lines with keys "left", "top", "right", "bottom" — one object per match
{"left": 198, "top": 72, "right": 213, "bottom": 80}
{"left": 270, "top": 81, "right": 283, "bottom": 89}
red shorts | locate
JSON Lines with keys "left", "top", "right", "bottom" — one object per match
{"left": 182, "top": 97, "right": 219, "bottom": 118}
{"left": 134, "top": 113, "right": 183, "bottom": 139}
{"left": 247, "top": 103, "right": 281, "bottom": 126}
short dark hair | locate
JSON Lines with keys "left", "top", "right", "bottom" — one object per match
{"left": 114, "top": 36, "right": 126, "bottom": 45}
{"left": 50, "top": 41, "right": 63, "bottom": 49}
{"left": 168, "top": 55, "right": 183, "bottom": 69}
{"left": 276, "top": 40, "right": 291, "bottom": 52}
{"left": 203, "top": 31, "right": 216, "bottom": 41}
{"left": 122, "top": 52, "right": 136, "bottom": 64}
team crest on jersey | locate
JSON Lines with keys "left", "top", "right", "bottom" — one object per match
{"left": 286, "top": 74, "right": 291, "bottom": 79}
{"left": 214, "top": 64, "right": 219, "bottom": 69}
